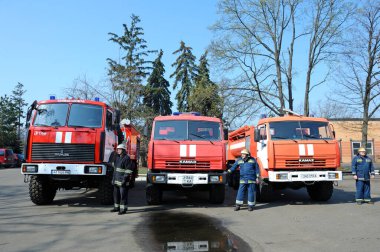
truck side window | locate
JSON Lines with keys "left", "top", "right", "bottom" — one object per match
{"left": 106, "top": 110, "right": 113, "bottom": 131}
{"left": 259, "top": 126, "right": 267, "bottom": 140}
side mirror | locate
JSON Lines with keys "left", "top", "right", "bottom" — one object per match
{"left": 223, "top": 128, "right": 228, "bottom": 140}
{"left": 26, "top": 100, "right": 37, "bottom": 125}
{"left": 143, "top": 125, "right": 149, "bottom": 137}
{"left": 254, "top": 128, "right": 260, "bottom": 142}
{"left": 332, "top": 130, "right": 336, "bottom": 138}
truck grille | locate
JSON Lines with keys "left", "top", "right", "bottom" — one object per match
{"left": 165, "top": 161, "right": 211, "bottom": 169}
{"left": 31, "top": 143, "right": 95, "bottom": 162}
{"left": 285, "top": 159, "right": 326, "bottom": 168}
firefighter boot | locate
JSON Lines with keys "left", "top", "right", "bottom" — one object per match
{"left": 234, "top": 205, "right": 240, "bottom": 211}
{"left": 118, "top": 209, "right": 127, "bottom": 215}
{"left": 248, "top": 206, "right": 254, "bottom": 211}
{"left": 110, "top": 208, "right": 119, "bottom": 213}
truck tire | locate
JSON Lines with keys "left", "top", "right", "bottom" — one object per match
{"left": 98, "top": 174, "right": 114, "bottom": 205}
{"left": 256, "top": 181, "right": 272, "bottom": 202}
{"left": 146, "top": 184, "right": 162, "bottom": 205}
{"left": 209, "top": 184, "right": 225, "bottom": 204}
{"left": 307, "top": 181, "right": 333, "bottom": 201}
{"left": 29, "top": 175, "right": 56, "bottom": 205}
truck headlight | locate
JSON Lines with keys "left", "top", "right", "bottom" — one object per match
{"left": 85, "top": 166, "right": 102, "bottom": 174}
{"left": 210, "top": 175, "right": 220, "bottom": 182}
{"left": 328, "top": 172, "right": 338, "bottom": 179}
{"left": 276, "top": 173, "right": 288, "bottom": 180}
{"left": 23, "top": 165, "right": 38, "bottom": 173}
{"left": 153, "top": 175, "right": 165, "bottom": 182}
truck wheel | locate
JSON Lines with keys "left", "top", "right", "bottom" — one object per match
{"left": 256, "top": 181, "right": 272, "bottom": 202}
{"left": 307, "top": 181, "right": 333, "bottom": 201}
{"left": 146, "top": 184, "right": 162, "bottom": 205}
{"left": 98, "top": 174, "right": 114, "bottom": 205}
{"left": 209, "top": 184, "right": 225, "bottom": 204}
{"left": 29, "top": 175, "right": 56, "bottom": 205}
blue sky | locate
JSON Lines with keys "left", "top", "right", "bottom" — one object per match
{"left": 0, "top": 0, "right": 220, "bottom": 106}
{"left": 0, "top": 0, "right": 330, "bottom": 120}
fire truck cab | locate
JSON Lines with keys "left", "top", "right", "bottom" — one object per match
{"left": 146, "top": 112, "right": 227, "bottom": 204}
{"left": 227, "top": 113, "right": 342, "bottom": 201}
{"left": 21, "top": 97, "right": 140, "bottom": 205}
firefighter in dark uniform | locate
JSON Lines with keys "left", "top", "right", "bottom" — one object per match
{"left": 110, "top": 144, "right": 133, "bottom": 215}
{"left": 352, "top": 147, "right": 375, "bottom": 205}
{"left": 228, "top": 149, "right": 260, "bottom": 211}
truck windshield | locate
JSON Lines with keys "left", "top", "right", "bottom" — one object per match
{"left": 154, "top": 120, "right": 221, "bottom": 141}
{"left": 33, "top": 103, "right": 68, "bottom": 127}
{"left": 0, "top": 150, "right": 4, "bottom": 156}
{"left": 269, "top": 121, "right": 333, "bottom": 140}
{"left": 68, "top": 104, "right": 103, "bottom": 128}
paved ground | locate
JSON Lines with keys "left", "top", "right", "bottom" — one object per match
{"left": 0, "top": 167, "right": 380, "bottom": 252}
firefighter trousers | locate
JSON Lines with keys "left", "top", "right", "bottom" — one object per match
{"left": 113, "top": 185, "right": 129, "bottom": 210}
{"left": 236, "top": 183, "right": 256, "bottom": 206}
{"left": 356, "top": 180, "right": 371, "bottom": 202}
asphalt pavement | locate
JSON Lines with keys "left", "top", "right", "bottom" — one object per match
{"left": 0, "top": 167, "right": 380, "bottom": 252}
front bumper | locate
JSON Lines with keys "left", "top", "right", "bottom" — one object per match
{"left": 21, "top": 163, "right": 107, "bottom": 176}
{"left": 147, "top": 172, "right": 226, "bottom": 186}
{"left": 268, "top": 170, "right": 342, "bottom": 182}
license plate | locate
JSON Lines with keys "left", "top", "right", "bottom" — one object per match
{"left": 300, "top": 173, "right": 317, "bottom": 179}
{"left": 51, "top": 170, "right": 71, "bottom": 175}
{"left": 182, "top": 175, "right": 193, "bottom": 184}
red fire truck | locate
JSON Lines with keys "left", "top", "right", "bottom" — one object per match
{"left": 21, "top": 97, "right": 140, "bottom": 205}
{"left": 146, "top": 112, "right": 227, "bottom": 204}
{"left": 227, "top": 112, "right": 342, "bottom": 201}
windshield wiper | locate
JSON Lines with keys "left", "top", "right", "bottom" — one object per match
{"left": 303, "top": 134, "right": 328, "bottom": 143}
{"left": 34, "top": 123, "right": 49, "bottom": 127}
{"left": 190, "top": 133, "right": 215, "bottom": 145}
{"left": 272, "top": 136, "right": 298, "bottom": 143}
{"left": 155, "top": 138, "right": 179, "bottom": 143}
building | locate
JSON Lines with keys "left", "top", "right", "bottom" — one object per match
{"left": 329, "top": 118, "right": 380, "bottom": 169}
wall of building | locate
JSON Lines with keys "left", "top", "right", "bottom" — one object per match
{"left": 330, "top": 119, "right": 380, "bottom": 164}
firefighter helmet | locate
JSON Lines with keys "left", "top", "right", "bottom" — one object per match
{"left": 358, "top": 147, "right": 366, "bottom": 153}
{"left": 241, "top": 149, "right": 250, "bottom": 155}
{"left": 116, "top": 144, "right": 126, "bottom": 150}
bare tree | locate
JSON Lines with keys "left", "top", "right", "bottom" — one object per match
{"left": 335, "top": 0, "right": 380, "bottom": 147}
{"left": 303, "top": 0, "right": 353, "bottom": 116}
{"left": 64, "top": 74, "right": 112, "bottom": 102}
{"left": 210, "top": 0, "right": 301, "bottom": 116}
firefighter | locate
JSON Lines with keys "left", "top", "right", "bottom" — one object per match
{"left": 352, "top": 147, "right": 375, "bottom": 205}
{"left": 228, "top": 149, "right": 259, "bottom": 211}
{"left": 110, "top": 144, "right": 133, "bottom": 215}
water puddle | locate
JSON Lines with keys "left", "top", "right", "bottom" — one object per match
{"left": 135, "top": 211, "right": 251, "bottom": 251}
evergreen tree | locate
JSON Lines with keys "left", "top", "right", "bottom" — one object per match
{"left": 189, "top": 51, "right": 223, "bottom": 118}
{"left": 170, "top": 41, "right": 197, "bottom": 112}
{"left": 11, "top": 82, "right": 27, "bottom": 139}
{"left": 107, "top": 14, "right": 155, "bottom": 122}
{"left": 143, "top": 49, "right": 172, "bottom": 116}
{"left": 0, "top": 95, "right": 18, "bottom": 150}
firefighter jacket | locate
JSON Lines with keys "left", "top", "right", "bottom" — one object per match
{"left": 352, "top": 154, "right": 375, "bottom": 181}
{"left": 112, "top": 154, "right": 133, "bottom": 187}
{"left": 228, "top": 156, "right": 260, "bottom": 182}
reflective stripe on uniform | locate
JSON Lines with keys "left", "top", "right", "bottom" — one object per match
{"left": 248, "top": 159, "right": 255, "bottom": 163}
{"left": 248, "top": 201, "right": 255, "bottom": 206}
{"left": 238, "top": 160, "right": 244, "bottom": 164}
{"left": 116, "top": 168, "right": 126, "bottom": 173}
{"left": 114, "top": 203, "right": 120, "bottom": 208}
{"left": 364, "top": 199, "right": 371, "bottom": 202}
{"left": 120, "top": 205, "right": 127, "bottom": 210}
{"left": 115, "top": 181, "right": 122, "bottom": 186}
{"left": 355, "top": 199, "right": 363, "bottom": 202}
{"left": 126, "top": 169, "right": 133, "bottom": 174}
{"left": 236, "top": 200, "right": 243, "bottom": 205}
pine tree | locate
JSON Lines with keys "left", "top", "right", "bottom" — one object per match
{"left": 0, "top": 95, "right": 18, "bottom": 150}
{"left": 11, "top": 82, "right": 27, "bottom": 139}
{"left": 107, "top": 14, "right": 155, "bottom": 122}
{"left": 170, "top": 41, "right": 197, "bottom": 112}
{"left": 189, "top": 51, "right": 223, "bottom": 118}
{"left": 143, "top": 50, "right": 172, "bottom": 116}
